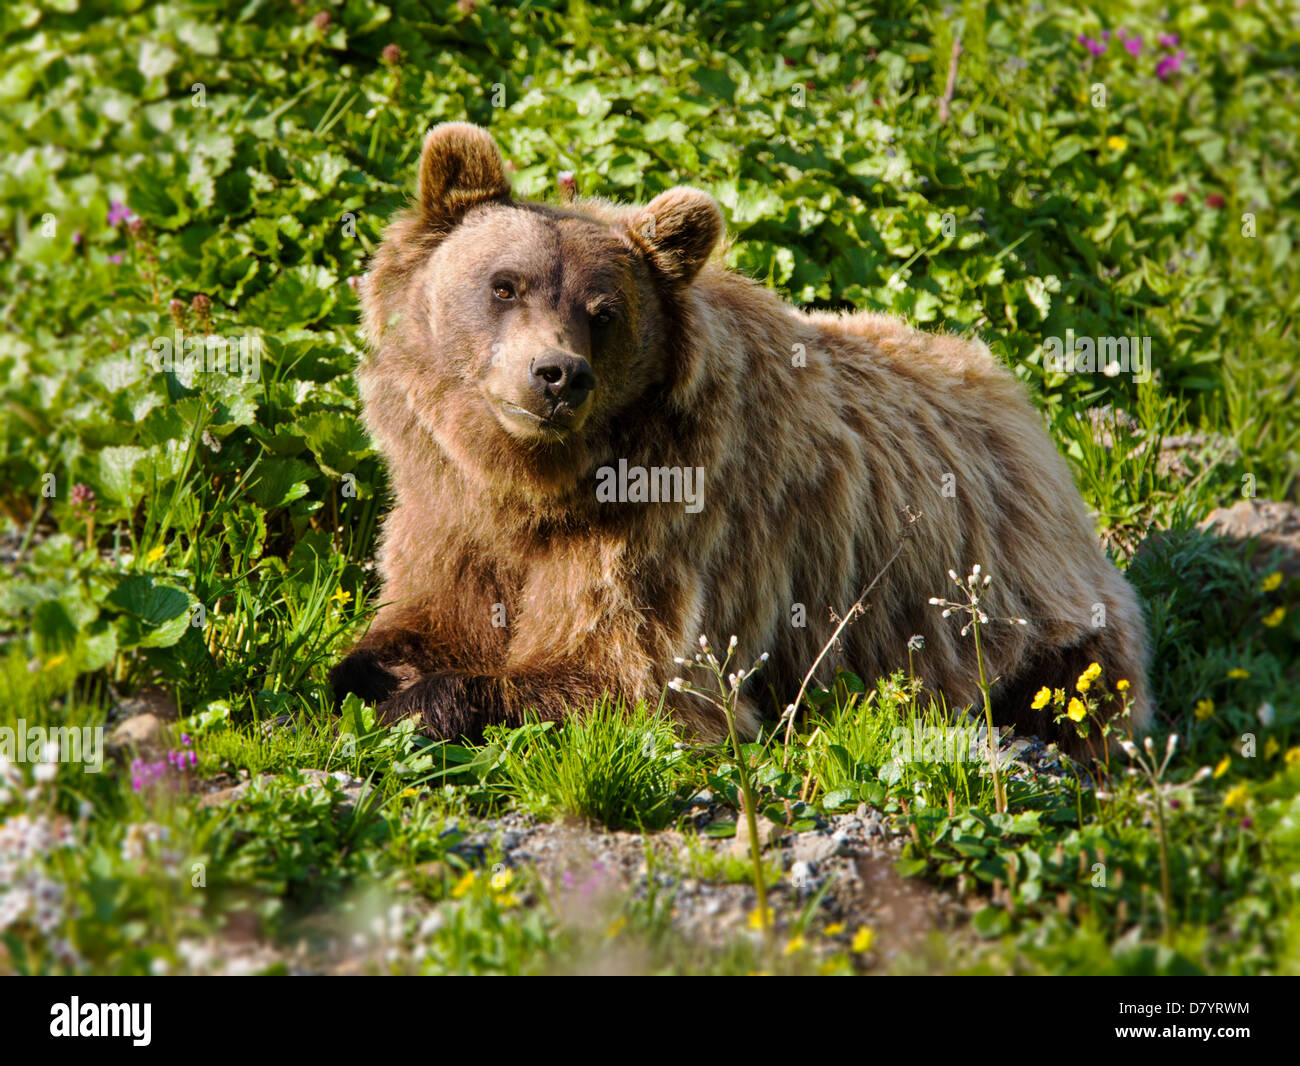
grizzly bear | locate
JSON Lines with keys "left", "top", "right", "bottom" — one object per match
{"left": 330, "top": 121, "right": 1152, "bottom": 757}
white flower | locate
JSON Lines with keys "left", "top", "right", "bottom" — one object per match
{"left": 1258, "top": 703, "right": 1275, "bottom": 727}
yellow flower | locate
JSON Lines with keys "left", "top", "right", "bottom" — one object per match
{"left": 1223, "top": 784, "right": 1249, "bottom": 811}
{"left": 1031, "top": 686, "right": 1052, "bottom": 710}
{"left": 1083, "top": 662, "right": 1102, "bottom": 681}
{"left": 1213, "top": 755, "right": 1230, "bottom": 779}
{"left": 1286, "top": 748, "right": 1300, "bottom": 769}
{"left": 1067, "top": 698, "right": 1087, "bottom": 723}
{"left": 1226, "top": 668, "right": 1251, "bottom": 679}
{"left": 783, "top": 935, "right": 807, "bottom": 956}
{"left": 1116, "top": 679, "right": 1130, "bottom": 693}
{"left": 1194, "top": 699, "right": 1215, "bottom": 721}
{"left": 851, "top": 927, "right": 876, "bottom": 954}
{"left": 146, "top": 544, "right": 166, "bottom": 563}
{"left": 490, "top": 868, "right": 513, "bottom": 892}
{"left": 1265, "top": 738, "right": 1280, "bottom": 759}
{"left": 331, "top": 587, "right": 353, "bottom": 606}
{"left": 824, "top": 922, "right": 846, "bottom": 937}
{"left": 450, "top": 871, "right": 477, "bottom": 899}
{"left": 605, "top": 915, "right": 627, "bottom": 938}
{"left": 400, "top": 787, "right": 419, "bottom": 798}
{"left": 1106, "top": 135, "right": 1128, "bottom": 151}
{"left": 42, "top": 653, "right": 69, "bottom": 671}
{"left": 494, "top": 892, "right": 520, "bottom": 908}
{"left": 1262, "top": 606, "right": 1285, "bottom": 628}
{"left": 1260, "top": 572, "right": 1283, "bottom": 593}
{"left": 747, "top": 906, "right": 770, "bottom": 931}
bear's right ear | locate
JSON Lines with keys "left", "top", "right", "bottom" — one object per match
{"left": 417, "top": 122, "right": 512, "bottom": 230}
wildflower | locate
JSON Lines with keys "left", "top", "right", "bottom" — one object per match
{"left": 331, "top": 587, "right": 353, "bottom": 606}
{"left": 1156, "top": 50, "right": 1185, "bottom": 80}
{"left": 605, "top": 915, "right": 627, "bottom": 938}
{"left": 1067, "top": 698, "right": 1087, "bottom": 723}
{"left": 107, "top": 201, "right": 134, "bottom": 227}
{"left": 1116, "top": 679, "right": 1130, "bottom": 693}
{"left": 1170, "top": 191, "right": 1187, "bottom": 205}
{"left": 1205, "top": 193, "right": 1226, "bottom": 209}
{"left": 1107, "top": 135, "right": 1128, "bottom": 151}
{"left": 312, "top": 11, "right": 331, "bottom": 31}
{"left": 1262, "top": 606, "right": 1285, "bottom": 627}
{"left": 107, "top": 254, "right": 123, "bottom": 265}
{"left": 1226, "top": 668, "right": 1250, "bottom": 679}
{"left": 1213, "top": 755, "right": 1230, "bottom": 779}
{"left": 783, "top": 935, "right": 807, "bottom": 956}
{"left": 1123, "top": 35, "right": 1142, "bottom": 57}
{"left": 747, "top": 906, "right": 770, "bottom": 931}
{"left": 557, "top": 171, "right": 577, "bottom": 198}
{"left": 1260, "top": 571, "right": 1283, "bottom": 593}
{"left": 1222, "top": 784, "right": 1249, "bottom": 811}
{"left": 1194, "top": 698, "right": 1215, "bottom": 721}
{"left": 824, "top": 922, "right": 846, "bottom": 937}
{"left": 1258, "top": 703, "right": 1275, "bottom": 727}
{"left": 1285, "top": 748, "right": 1300, "bottom": 769}
{"left": 146, "top": 544, "right": 166, "bottom": 564}
{"left": 1265, "top": 738, "right": 1280, "bottom": 759}
{"left": 489, "top": 868, "right": 513, "bottom": 893}
{"left": 1078, "top": 34, "right": 1106, "bottom": 56}
{"left": 381, "top": 43, "right": 403, "bottom": 66}
{"left": 851, "top": 926, "right": 875, "bottom": 953}
{"left": 450, "top": 870, "right": 476, "bottom": 899}
{"left": 1157, "top": 33, "right": 1180, "bottom": 49}
{"left": 1031, "top": 686, "right": 1052, "bottom": 710}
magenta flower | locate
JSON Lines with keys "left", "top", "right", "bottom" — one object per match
{"left": 1158, "top": 33, "right": 1180, "bottom": 49}
{"left": 1156, "top": 50, "right": 1185, "bottom": 79}
{"left": 107, "top": 254, "right": 123, "bottom": 265}
{"left": 1124, "top": 35, "right": 1143, "bottom": 57}
{"left": 1078, "top": 34, "right": 1106, "bottom": 56}
{"left": 107, "top": 201, "right": 134, "bottom": 227}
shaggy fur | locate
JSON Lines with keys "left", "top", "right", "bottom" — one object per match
{"left": 331, "top": 122, "right": 1152, "bottom": 756}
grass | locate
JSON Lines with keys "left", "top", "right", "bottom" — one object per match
{"left": 1, "top": 0, "right": 1298, "bottom": 975}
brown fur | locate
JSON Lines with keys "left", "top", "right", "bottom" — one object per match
{"left": 331, "top": 122, "right": 1152, "bottom": 756}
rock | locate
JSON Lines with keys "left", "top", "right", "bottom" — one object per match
{"left": 109, "top": 686, "right": 179, "bottom": 724}
{"left": 731, "top": 815, "right": 784, "bottom": 855}
{"left": 107, "top": 713, "right": 169, "bottom": 755}
{"left": 1199, "top": 499, "right": 1300, "bottom": 579}
{"left": 791, "top": 832, "right": 838, "bottom": 865}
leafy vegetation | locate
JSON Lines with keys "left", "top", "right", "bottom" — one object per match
{"left": 1, "top": 0, "right": 1297, "bottom": 975}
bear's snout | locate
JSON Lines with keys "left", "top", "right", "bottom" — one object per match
{"left": 529, "top": 350, "right": 595, "bottom": 413}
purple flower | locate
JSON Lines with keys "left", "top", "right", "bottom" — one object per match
{"left": 72, "top": 231, "right": 82, "bottom": 246}
{"left": 107, "top": 254, "right": 123, "bottom": 265}
{"left": 1078, "top": 34, "right": 1106, "bottom": 56}
{"left": 1158, "top": 33, "right": 1180, "bottom": 49}
{"left": 181, "top": 733, "right": 192, "bottom": 747}
{"left": 107, "top": 201, "right": 134, "bottom": 227}
{"left": 1156, "top": 50, "right": 1185, "bottom": 79}
{"left": 1124, "top": 35, "right": 1143, "bottom": 57}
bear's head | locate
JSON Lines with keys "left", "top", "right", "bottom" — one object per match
{"left": 359, "top": 122, "right": 724, "bottom": 504}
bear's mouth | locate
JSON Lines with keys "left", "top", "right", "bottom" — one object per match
{"left": 495, "top": 398, "right": 585, "bottom": 439}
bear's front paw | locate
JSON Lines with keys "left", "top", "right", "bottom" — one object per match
{"left": 329, "top": 649, "right": 402, "bottom": 707}
{"left": 375, "top": 672, "right": 501, "bottom": 744}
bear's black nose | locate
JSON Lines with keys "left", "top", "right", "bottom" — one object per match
{"left": 530, "top": 351, "right": 595, "bottom": 410}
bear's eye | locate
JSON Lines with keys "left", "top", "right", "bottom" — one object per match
{"left": 491, "top": 282, "right": 516, "bottom": 302}
{"left": 591, "top": 308, "right": 614, "bottom": 326}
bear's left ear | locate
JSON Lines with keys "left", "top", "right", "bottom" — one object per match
{"left": 417, "top": 122, "right": 512, "bottom": 231}
{"left": 626, "top": 187, "right": 724, "bottom": 287}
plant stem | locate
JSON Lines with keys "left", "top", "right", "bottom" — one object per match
{"left": 971, "top": 614, "right": 1006, "bottom": 813}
